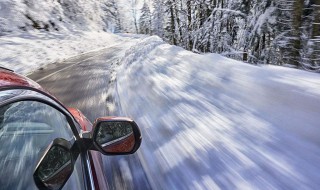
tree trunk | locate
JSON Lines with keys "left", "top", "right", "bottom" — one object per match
{"left": 174, "top": 0, "right": 182, "bottom": 45}
{"left": 187, "top": 0, "right": 193, "bottom": 50}
{"left": 310, "top": 0, "right": 320, "bottom": 67}
{"left": 291, "top": 0, "right": 304, "bottom": 67}
{"left": 169, "top": 2, "right": 177, "bottom": 45}
{"left": 131, "top": 0, "right": 139, "bottom": 33}
{"left": 242, "top": 0, "right": 250, "bottom": 62}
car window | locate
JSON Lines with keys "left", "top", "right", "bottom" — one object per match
{"left": 0, "top": 100, "right": 85, "bottom": 190}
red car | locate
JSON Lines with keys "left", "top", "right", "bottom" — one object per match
{"left": 0, "top": 66, "right": 142, "bottom": 190}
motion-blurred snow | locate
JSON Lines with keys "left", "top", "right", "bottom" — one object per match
{"left": 0, "top": 0, "right": 107, "bottom": 34}
{"left": 2, "top": 29, "right": 320, "bottom": 189}
{"left": 0, "top": 31, "right": 121, "bottom": 74}
{"left": 109, "top": 36, "right": 320, "bottom": 190}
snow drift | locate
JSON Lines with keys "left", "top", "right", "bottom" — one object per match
{"left": 110, "top": 36, "right": 320, "bottom": 189}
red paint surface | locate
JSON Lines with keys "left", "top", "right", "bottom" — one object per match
{"left": 68, "top": 108, "right": 92, "bottom": 131}
{"left": 0, "top": 70, "right": 42, "bottom": 89}
{"left": 89, "top": 151, "right": 109, "bottom": 190}
{"left": 103, "top": 133, "right": 135, "bottom": 153}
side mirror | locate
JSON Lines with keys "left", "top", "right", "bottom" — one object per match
{"left": 92, "top": 117, "right": 142, "bottom": 155}
{"left": 34, "top": 138, "right": 75, "bottom": 190}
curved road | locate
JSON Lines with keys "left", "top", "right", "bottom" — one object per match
{"left": 28, "top": 41, "right": 151, "bottom": 190}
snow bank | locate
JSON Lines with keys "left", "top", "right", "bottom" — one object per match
{"left": 111, "top": 37, "right": 320, "bottom": 189}
{"left": 0, "top": 31, "right": 121, "bottom": 75}
{"left": 120, "top": 36, "right": 164, "bottom": 68}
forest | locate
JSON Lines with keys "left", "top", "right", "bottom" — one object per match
{"left": 125, "top": 0, "right": 320, "bottom": 71}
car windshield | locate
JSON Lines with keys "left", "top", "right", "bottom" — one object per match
{"left": 0, "top": 99, "right": 74, "bottom": 189}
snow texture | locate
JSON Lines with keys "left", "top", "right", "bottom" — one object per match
{"left": 0, "top": 31, "right": 121, "bottom": 75}
{"left": 110, "top": 36, "right": 320, "bottom": 190}
{"left": 1, "top": 22, "right": 319, "bottom": 188}
{"left": 0, "top": 0, "right": 107, "bottom": 33}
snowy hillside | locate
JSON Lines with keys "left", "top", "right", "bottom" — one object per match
{"left": 0, "top": 0, "right": 109, "bottom": 34}
{"left": 109, "top": 36, "right": 320, "bottom": 189}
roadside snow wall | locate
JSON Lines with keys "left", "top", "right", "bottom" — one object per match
{"left": 111, "top": 36, "right": 320, "bottom": 189}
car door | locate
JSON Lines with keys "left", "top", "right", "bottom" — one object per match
{"left": 0, "top": 89, "right": 88, "bottom": 190}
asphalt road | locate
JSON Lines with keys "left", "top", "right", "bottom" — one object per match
{"left": 28, "top": 42, "right": 151, "bottom": 190}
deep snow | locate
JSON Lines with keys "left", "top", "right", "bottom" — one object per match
{"left": 0, "top": 31, "right": 122, "bottom": 75}
{"left": 109, "top": 36, "right": 320, "bottom": 189}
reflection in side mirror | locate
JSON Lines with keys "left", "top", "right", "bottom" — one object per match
{"left": 34, "top": 138, "right": 74, "bottom": 190}
{"left": 93, "top": 117, "right": 142, "bottom": 155}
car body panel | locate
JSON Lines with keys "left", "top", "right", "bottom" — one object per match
{"left": 68, "top": 108, "right": 93, "bottom": 131}
{"left": 0, "top": 69, "right": 89, "bottom": 132}
{"left": 89, "top": 151, "right": 109, "bottom": 190}
{"left": 0, "top": 69, "right": 66, "bottom": 109}
{"left": 67, "top": 107, "right": 109, "bottom": 190}
{"left": 0, "top": 70, "right": 42, "bottom": 89}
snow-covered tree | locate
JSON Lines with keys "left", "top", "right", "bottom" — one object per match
{"left": 139, "top": 1, "right": 152, "bottom": 34}
{"left": 103, "top": 0, "right": 123, "bottom": 32}
{"left": 152, "top": 0, "right": 165, "bottom": 38}
{"left": 304, "top": 0, "right": 320, "bottom": 70}
{"left": 0, "top": 0, "right": 113, "bottom": 33}
{"left": 163, "top": 0, "right": 177, "bottom": 45}
{"left": 145, "top": 0, "right": 319, "bottom": 72}
{"left": 131, "top": 0, "right": 139, "bottom": 33}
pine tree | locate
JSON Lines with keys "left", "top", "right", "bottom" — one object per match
{"left": 131, "top": 0, "right": 139, "bottom": 33}
{"left": 103, "top": 0, "right": 122, "bottom": 32}
{"left": 152, "top": 0, "right": 165, "bottom": 38}
{"left": 164, "top": 0, "right": 177, "bottom": 45}
{"left": 139, "top": 1, "right": 152, "bottom": 34}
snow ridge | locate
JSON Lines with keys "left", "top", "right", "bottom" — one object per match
{"left": 113, "top": 36, "right": 320, "bottom": 190}
{"left": 119, "top": 36, "right": 164, "bottom": 68}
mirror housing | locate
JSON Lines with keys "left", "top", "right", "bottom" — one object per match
{"left": 32, "top": 117, "right": 142, "bottom": 190}
{"left": 34, "top": 138, "right": 75, "bottom": 190}
{"left": 92, "top": 117, "right": 142, "bottom": 155}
